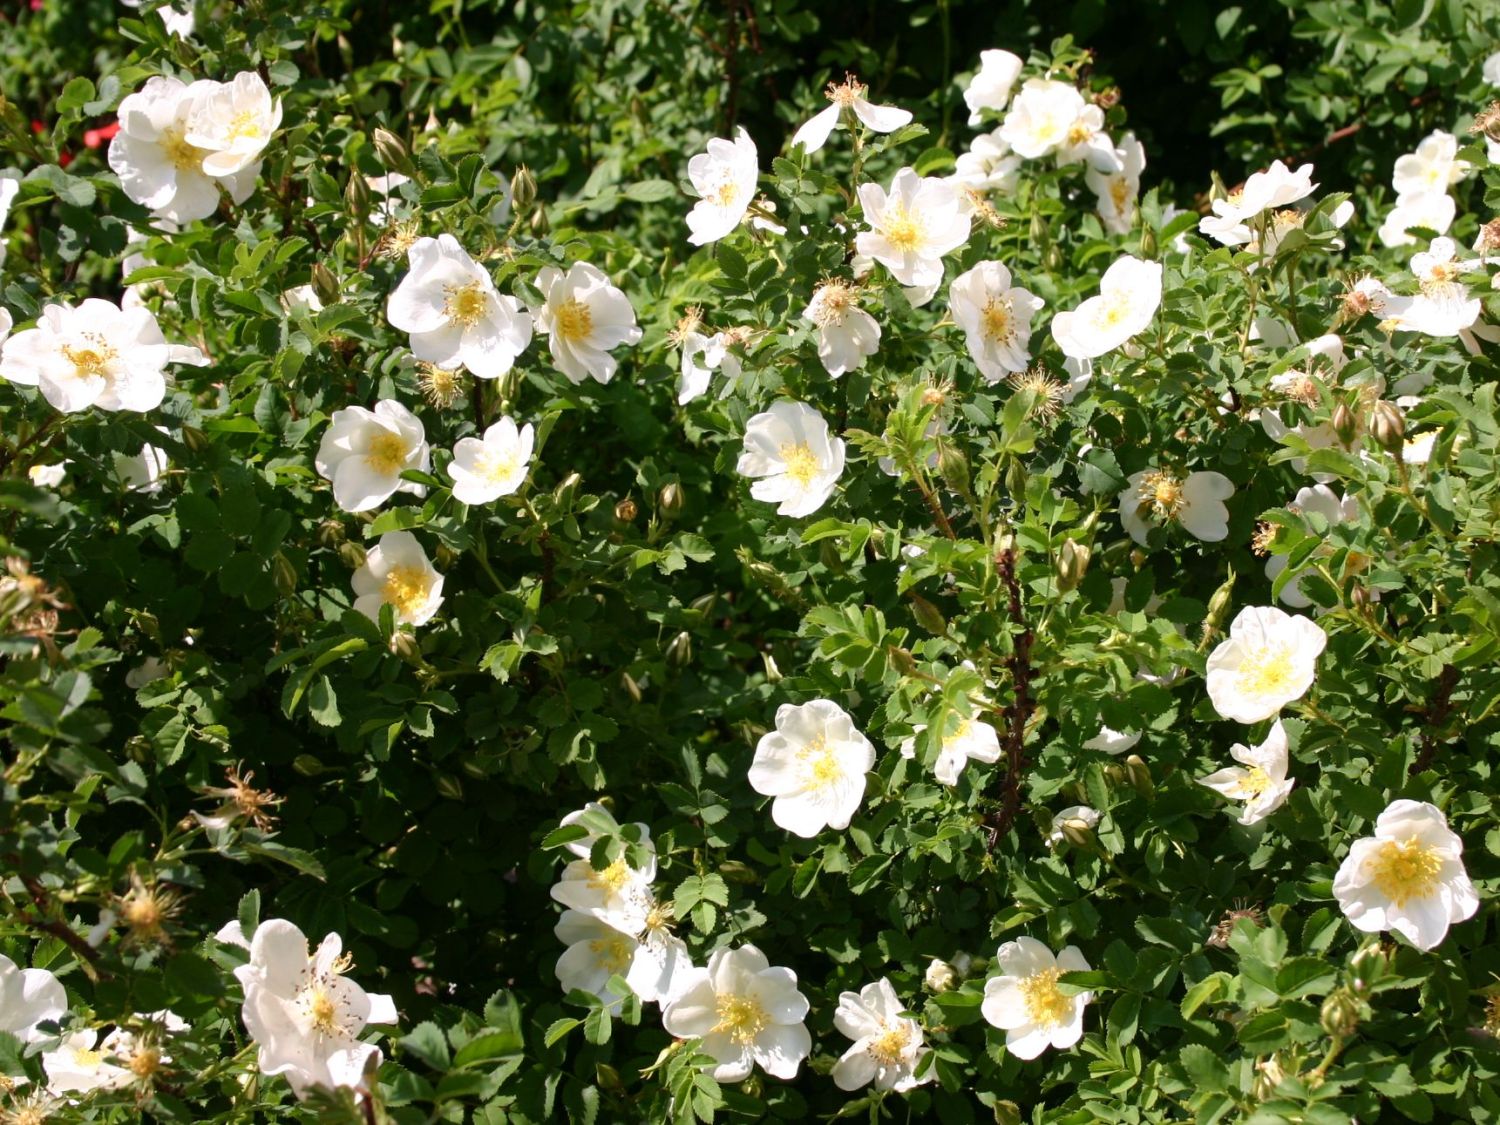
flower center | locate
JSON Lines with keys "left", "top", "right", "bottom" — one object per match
{"left": 553, "top": 297, "right": 593, "bottom": 343}
{"left": 127, "top": 1045, "right": 163, "bottom": 1079}
{"left": 713, "top": 993, "right": 768, "bottom": 1046}
{"left": 1236, "top": 766, "right": 1271, "bottom": 798}
{"left": 381, "top": 565, "right": 430, "bottom": 618}
{"left": 364, "top": 430, "right": 411, "bottom": 475}
{"left": 73, "top": 1047, "right": 103, "bottom": 1068}
{"left": 812, "top": 283, "right": 854, "bottom": 327}
{"left": 1109, "top": 177, "right": 1130, "bottom": 212}
{"left": 1368, "top": 836, "right": 1443, "bottom": 907}
{"left": 226, "top": 109, "right": 263, "bottom": 142}
{"left": 1019, "top": 968, "right": 1071, "bottom": 1028}
{"left": 711, "top": 178, "right": 741, "bottom": 208}
{"left": 881, "top": 204, "right": 925, "bottom": 253}
{"left": 1097, "top": 293, "right": 1130, "bottom": 329}
{"left": 866, "top": 1023, "right": 911, "bottom": 1065}
{"left": 589, "top": 935, "right": 634, "bottom": 973}
{"left": 475, "top": 451, "right": 521, "bottom": 487}
{"left": 1137, "top": 471, "right": 1183, "bottom": 520}
{"left": 1234, "top": 645, "right": 1297, "bottom": 698}
{"left": 444, "top": 281, "right": 489, "bottom": 327}
{"left": 590, "top": 856, "right": 634, "bottom": 894}
{"left": 779, "top": 442, "right": 822, "bottom": 488}
{"left": 826, "top": 75, "right": 865, "bottom": 107}
{"left": 981, "top": 297, "right": 1014, "bottom": 343}
{"left": 1066, "top": 120, "right": 1093, "bottom": 146}
{"left": 161, "top": 126, "right": 204, "bottom": 170}
{"left": 945, "top": 720, "right": 972, "bottom": 746}
{"left": 62, "top": 339, "right": 115, "bottom": 379}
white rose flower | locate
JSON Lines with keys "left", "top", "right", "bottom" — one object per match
{"left": 1054, "top": 104, "right": 1113, "bottom": 167}
{"left": 1377, "top": 191, "right": 1456, "bottom": 248}
{"left": 98, "top": 1010, "right": 188, "bottom": 1079}
{"left": 387, "top": 235, "right": 533, "bottom": 378}
{"left": 1198, "top": 720, "right": 1295, "bottom": 825}
{"left": 1049, "top": 255, "right": 1162, "bottom": 359}
{"left": 109, "top": 76, "right": 254, "bottom": 223}
{"left": 351, "top": 531, "right": 445, "bottom": 627}
{"left": 678, "top": 330, "right": 744, "bottom": 403}
{"left": 831, "top": 978, "right": 932, "bottom": 1092}
{"left": 964, "top": 49, "right": 1024, "bottom": 124}
{"left": 232, "top": 918, "right": 399, "bottom": 1099}
{"left": 555, "top": 904, "right": 693, "bottom": 1008}
{"left": 1083, "top": 725, "right": 1139, "bottom": 755}
{"left": 1392, "top": 131, "right": 1469, "bottom": 198}
{"left": 1205, "top": 605, "right": 1327, "bottom": 723}
{"left": 28, "top": 462, "right": 67, "bottom": 488}
{"left": 748, "top": 699, "right": 875, "bottom": 837}
{"left": 315, "top": 400, "right": 430, "bottom": 513}
{"left": 686, "top": 127, "right": 759, "bottom": 245}
{"left": 792, "top": 74, "right": 912, "bottom": 154}
{"left": 735, "top": 401, "right": 845, "bottom": 518}
{"left": 899, "top": 715, "right": 1001, "bottom": 786}
{"left": 0, "top": 307, "right": 10, "bottom": 346}
{"left": 0, "top": 955, "right": 66, "bottom": 1043}
{"left": 953, "top": 129, "right": 1022, "bottom": 195}
{"left": 550, "top": 851, "right": 657, "bottom": 935}
{"left": 1266, "top": 485, "right": 1360, "bottom": 608}
{"left": 184, "top": 71, "right": 282, "bottom": 178}
{"left": 115, "top": 442, "right": 171, "bottom": 495}
{"left": 855, "top": 167, "right": 971, "bottom": 291}
{"left": 1333, "top": 800, "right": 1479, "bottom": 951}
{"left": 0, "top": 298, "right": 201, "bottom": 414}
{"left": 1047, "top": 804, "right": 1101, "bottom": 846}
{"left": 1118, "top": 468, "right": 1233, "bottom": 545}
{"left": 980, "top": 937, "right": 1092, "bottom": 1059}
{"left": 1085, "top": 133, "right": 1145, "bottom": 235}
{"left": 533, "top": 262, "right": 643, "bottom": 385}
{"left": 802, "top": 280, "right": 881, "bottom": 377}
{"left": 447, "top": 416, "right": 534, "bottom": 505}
{"left": 43, "top": 1030, "right": 132, "bottom": 1094}
{"left": 1401, "top": 431, "right": 1438, "bottom": 464}
{"left": 660, "top": 944, "right": 812, "bottom": 1081}
{"left": 998, "top": 79, "right": 1087, "bottom": 159}
{"left": 949, "top": 260, "right": 1044, "bottom": 381}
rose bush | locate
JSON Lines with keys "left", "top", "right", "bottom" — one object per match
{"left": 3, "top": 1, "right": 1500, "bottom": 1122}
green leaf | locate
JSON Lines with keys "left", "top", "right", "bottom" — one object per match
{"left": 400, "top": 1021, "right": 452, "bottom": 1070}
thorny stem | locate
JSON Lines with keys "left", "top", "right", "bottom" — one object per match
{"left": 1410, "top": 664, "right": 1459, "bottom": 775}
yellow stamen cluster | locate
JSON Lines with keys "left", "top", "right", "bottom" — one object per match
{"left": 980, "top": 296, "right": 1015, "bottom": 344}
{"left": 1251, "top": 522, "right": 1277, "bottom": 557}
{"left": 226, "top": 110, "right": 263, "bottom": 142}
{"left": 418, "top": 362, "right": 467, "bottom": 409}
{"left": 826, "top": 73, "right": 866, "bottom": 107}
{"left": 444, "top": 281, "right": 489, "bottom": 326}
{"left": 667, "top": 306, "right": 704, "bottom": 347}
{"left": 553, "top": 298, "right": 593, "bottom": 343}
{"left": 778, "top": 443, "right": 823, "bottom": 489}
{"left": 116, "top": 874, "right": 183, "bottom": 948}
{"left": 364, "top": 430, "right": 411, "bottom": 475}
{"left": 1233, "top": 645, "right": 1297, "bottom": 698}
{"left": 810, "top": 281, "right": 856, "bottom": 327}
{"left": 866, "top": 1023, "right": 911, "bottom": 1065}
{"left": 381, "top": 564, "right": 431, "bottom": 619}
{"left": 713, "top": 993, "right": 768, "bottom": 1046}
{"left": 1235, "top": 766, "right": 1272, "bottom": 798}
{"left": 376, "top": 219, "right": 422, "bottom": 262}
{"left": 1137, "top": 470, "right": 1185, "bottom": 521}
{"left": 1367, "top": 836, "right": 1443, "bottom": 907}
{"left": 1019, "top": 968, "right": 1071, "bottom": 1028}
{"left": 1008, "top": 367, "right": 1066, "bottom": 421}
{"left": 880, "top": 204, "right": 925, "bottom": 253}
{"left": 62, "top": 337, "right": 115, "bottom": 379}
{"left": 160, "top": 127, "right": 204, "bottom": 171}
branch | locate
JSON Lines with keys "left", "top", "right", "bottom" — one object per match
{"left": 18, "top": 874, "right": 104, "bottom": 975}
{"left": 1410, "top": 664, "right": 1459, "bottom": 775}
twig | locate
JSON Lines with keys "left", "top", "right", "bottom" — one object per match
{"left": 1410, "top": 664, "right": 1459, "bottom": 775}
{"left": 18, "top": 874, "right": 104, "bottom": 975}
{"left": 987, "top": 548, "right": 1034, "bottom": 845}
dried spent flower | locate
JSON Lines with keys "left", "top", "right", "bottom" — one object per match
{"left": 196, "top": 762, "right": 282, "bottom": 831}
{"left": 375, "top": 217, "right": 422, "bottom": 262}
{"left": 417, "top": 362, "right": 467, "bottom": 409}
{"left": 1007, "top": 366, "right": 1067, "bottom": 421}
{"left": 115, "top": 872, "right": 184, "bottom": 948}
{"left": 1251, "top": 521, "right": 1277, "bottom": 556}
{"left": 667, "top": 306, "right": 704, "bottom": 347}
{"left": 1208, "top": 900, "right": 1265, "bottom": 948}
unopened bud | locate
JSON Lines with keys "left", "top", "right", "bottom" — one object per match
{"left": 1028, "top": 212, "right": 1049, "bottom": 246}
{"left": 317, "top": 519, "right": 347, "bottom": 547}
{"left": 179, "top": 425, "right": 209, "bottom": 454}
{"left": 614, "top": 497, "right": 637, "bottom": 523}
{"left": 1209, "top": 170, "right": 1229, "bottom": 204}
{"left": 909, "top": 593, "right": 947, "bottom": 635}
{"left": 924, "top": 958, "right": 959, "bottom": 993}
{"left": 344, "top": 171, "right": 369, "bottom": 217}
{"left": 595, "top": 1062, "right": 624, "bottom": 1094}
{"left": 292, "top": 754, "right": 326, "bottom": 777}
{"left": 372, "top": 127, "right": 415, "bottom": 177}
{"left": 938, "top": 443, "right": 970, "bottom": 495}
{"left": 1320, "top": 988, "right": 1362, "bottom": 1038}
{"left": 1123, "top": 753, "right": 1153, "bottom": 798}
{"left": 1057, "top": 540, "right": 1091, "bottom": 591}
{"left": 338, "top": 542, "right": 367, "bottom": 570}
{"left": 1351, "top": 943, "right": 1391, "bottom": 989}
{"left": 1205, "top": 571, "right": 1236, "bottom": 634}
{"left": 1005, "top": 457, "right": 1027, "bottom": 500}
{"left": 1060, "top": 816, "right": 1096, "bottom": 848}
{"left": 1371, "top": 400, "right": 1405, "bottom": 452}
{"left": 510, "top": 165, "right": 538, "bottom": 211}
{"left": 658, "top": 481, "right": 684, "bottom": 515}
{"left": 665, "top": 630, "right": 692, "bottom": 667}
{"left": 389, "top": 631, "right": 423, "bottom": 663}
{"left": 271, "top": 552, "right": 297, "bottom": 596}
{"left": 1138, "top": 224, "right": 1158, "bottom": 260}
{"left": 1349, "top": 583, "right": 1371, "bottom": 613}
{"left": 620, "top": 671, "right": 642, "bottom": 702}
{"left": 1253, "top": 1055, "right": 1286, "bottom": 1100}
{"left": 530, "top": 206, "right": 550, "bottom": 237}
{"left": 1331, "top": 402, "right": 1357, "bottom": 446}
{"left": 1045, "top": 243, "right": 1065, "bottom": 273}
{"left": 311, "top": 262, "right": 340, "bottom": 306}
{"left": 553, "top": 471, "right": 582, "bottom": 507}
{"left": 761, "top": 650, "right": 783, "bottom": 683}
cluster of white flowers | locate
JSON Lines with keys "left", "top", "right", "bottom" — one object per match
{"left": 217, "top": 916, "right": 399, "bottom": 1098}
{"left": 549, "top": 803, "right": 693, "bottom": 1011}
{"left": 1378, "top": 130, "right": 1469, "bottom": 248}
{"left": 109, "top": 72, "right": 282, "bottom": 224}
